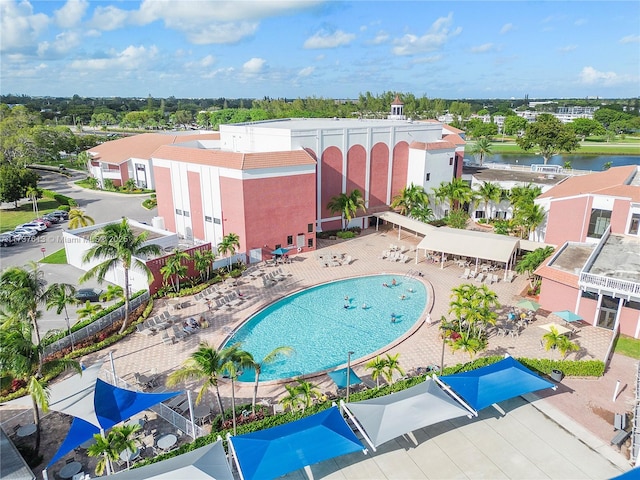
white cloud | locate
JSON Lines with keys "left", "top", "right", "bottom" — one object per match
{"left": 372, "top": 31, "right": 390, "bottom": 45}
{"left": 54, "top": 0, "right": 88, "bottom": 28}
{"left": 185, "top": 55, "right": 216, "bottom": 69}
{"left": 620, "top": 34, "right": 640, "bottom": 44}
{"left": 411, "top": 55, "right": 442, "bottom": 64}
{"left": 242, "top": 57, "right": 267, "bottom": 74}
{"left": 500, "top": 23, "right": 514, "bottom": 34}
{"left": 88, "top": 5, "right": 129, "bottom": 31}
{"left": 578, "top": 66, "right": 630, "bottom": 86}
{"left": 298, "top": 66, "right": 315, "bottom": 77}
{"left": 0, "top": 0, "right": 49, "bottom": 53}
{"left": 304, "top": 30, "right": 356, "bottom": 49}
{"left": 70, "top": 45, "right": 158, "bottom": 71}
{"left": 471, "top": 43, "right": 494, "bottom": 53}
{"left": 558, "top": 45, "right": 577, "bottom": 53}
{"left": 37, "top": 31, "right": 82, "bottom": 58}
{"left": 392, "top": 13, "right": 462, "bottom": 56}
{"left": 186, "top": 22, "right": 259, "bottom": 45}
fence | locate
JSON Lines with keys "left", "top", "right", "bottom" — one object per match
{"left": 42, "top": 291, "right": 150, "bottom": 358}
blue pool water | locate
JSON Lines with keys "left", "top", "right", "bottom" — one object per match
{"left": 224, "top": 275, "right": 428, "bottom": 382}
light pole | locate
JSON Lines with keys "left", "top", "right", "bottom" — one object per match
{"left": 346, "top": 351, "right": 354, "bottom": 402}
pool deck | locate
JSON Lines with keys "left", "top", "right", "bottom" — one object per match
{"left": 3, "top": 226, "right": 636, "bottom": 478}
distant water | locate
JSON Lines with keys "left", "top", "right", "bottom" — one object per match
{"left": 465, "top": 154, "right": 639, "bottom": 172}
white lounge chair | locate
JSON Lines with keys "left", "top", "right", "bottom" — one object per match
{"left": 474, "top": 273, "right": 485, "bottom": 283}
{"left": 460, "top": 268, "right": 470, "bottom": 279}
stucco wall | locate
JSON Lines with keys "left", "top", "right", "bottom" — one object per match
{"left": 545, "top": 196, "right": 591, "bottom": 245}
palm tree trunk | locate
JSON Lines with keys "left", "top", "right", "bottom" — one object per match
{"left": 214, "top": 385, "right": 225, "bottom": 417}
{"left": 30, "top": 310, "right": 43, "bottom": 375}
{"left": 31, "top": 395, "right": 41, "bottom": 453}
{"left": 119, "top": 267, "right": 130, "bottom": 334}
{"left": 252, "top": 368, "right": 261, "bottom": 415}
{"left": 231, "top": 378, "right": 237, "bottom": 435}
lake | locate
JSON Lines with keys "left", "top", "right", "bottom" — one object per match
{"left": 465, "top": 154, "right": 639, "bottom": 172}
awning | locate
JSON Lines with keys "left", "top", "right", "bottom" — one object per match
{"left": 228, "top": 406, "right": 364, "bottom": 480}
{"left": 327, "top": 367, "right": 362, "bottom": 389}
{"left": 373, "top": 211, "right": 436, "bottom": 236}
{"left": 343, "top": 378, "right": 471, "bottom": 448}
{"left": 108, "top": 440, "right": 234, "bottom": 480}
{"left": 519, "top": 239, "right": 556, "bottom": 252}
{"left": 417, "top": 227, "right": 519, "bottom": 263}
{"left": 439, "top": 356, "right": 555, "bottom": 412}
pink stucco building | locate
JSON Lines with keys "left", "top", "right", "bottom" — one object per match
{"left": 534, "top": 165, "right": 640, "bottom": 338}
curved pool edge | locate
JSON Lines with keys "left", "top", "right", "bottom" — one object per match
{"left": 229, "top": 272, "right": 435, "bottom": 387}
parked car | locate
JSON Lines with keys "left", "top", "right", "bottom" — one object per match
{"left": 51, "top": 210, "right": 69, "bottom": 220}
{"left": 13, "top": 227, "right": 39, "bottom": 240}
{"left": 42, "top": 214, "right": 61, "bottom": 224}
{"left": 74, "top": 288, "right": 103, "bottom": 303}
{"left": 34, "top": 218, "right": 52, "bottom": 227}
{"left": 0, "top": 233, "right": 16, "bottom": 246}
{"left": 19, "top": 222, "right": 47, "bottom": 232}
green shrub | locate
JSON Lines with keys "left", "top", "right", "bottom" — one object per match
{"left": 59, "top": 204, "right": 71, "bottom": 212}
{"left": 42, "top": 189, "right": 74, "bottom": 206}
{"left": 336, "top": 230, "right": 355, "bottom": 239}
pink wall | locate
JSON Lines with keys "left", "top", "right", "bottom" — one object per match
{"left": 154, "top": 166, "right": 176, "bottom": 233}
{"left": 369, "top": 143, "right": 389, "bottom": 208}
{"left": 321, "top": 146, "right": 343, "bottom": 218}
{"left": 242, "top": 173, "right": 317, "bottom": 253}
{"left": 619, "top": 306, "right": 640, "bottom": 338}
{"left": 187, "top": 171, "right": 205, "bottom": 240}
{"left": 346, "top": 145, "right": 366, "bottom": 195}
{"left": 545, "top": 196, "right": 591, "bottom": 245}
{"left": 390, "top": 142, "right": 409, "bottom": 200}
{"left": 538, "top": 279, "right": 579, "bottom": 312}
{"left": 219, "top": 176, "right": 248, "bottom": 253}
{"left": 611, "top": 198, "right": 631, "bottom": 234}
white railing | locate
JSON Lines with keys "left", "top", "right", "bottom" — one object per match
{"left": 579, "top": 272, "right": 640, "bottom": 297}
{"left": 482, "top": 162, "right": 595, "bottom": 176}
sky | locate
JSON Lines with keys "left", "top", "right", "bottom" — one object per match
{"left": 1, "top": 0, "right": 639, "bottom": 100}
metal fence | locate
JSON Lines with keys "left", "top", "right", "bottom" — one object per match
{"left": 42, "top": 291, "right": 150, "bottom": 358}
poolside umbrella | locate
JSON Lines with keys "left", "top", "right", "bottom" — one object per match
{"left": 270, "top": 247, "right": 290, "bottom": 256}
{"left": 328, "top": 367, "right": 362, "bottom": 389}
{"left": 553, "top": 310, "right": 583, "bottom": 323}
{"left": 517, "top": 299, "right": 541, "bottom": 311}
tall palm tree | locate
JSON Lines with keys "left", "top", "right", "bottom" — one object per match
{"left": 80, "top": 217, "right": 161, "bottom": 333}
{"left": 251, "top": 346, "right": 294, "bottom": 414}
{"left": 68, "top": 208, "right": 95, "bottom": 229}
{"left": 26, "top": 185, "right": 42, "bottom": 217}
{"left": 160, "top": 249, "right": 190, "bottom": 293}
{"left": 43, "top": 283, "right": 78, "bottom": 348}
{"left": 475, "top": 182, "right": 502, "bottom": 220}
{"left": 166, "top": 342, "right": 238, "bottom": 416}
{"left": 365, "top": 355, "right": 387, "bottom": 388}
{"left": 0, "top": 325, "right": 80, "bottom": 454}
{"left": 192, "top": 248, "right": 216, "bottom": 282}
{"left": 221, "top": 345, "right": 255, "bottom": 435}
{"left": 0, "top": 262, "right": 47, "bottom": 372}
{"left": 327, "top": 189, "right": 366, "bottom": 230}
{"left": 217, "top": 233, "right": 240, "bottom": 272}
{"left": 516, "top": 203, "right": 546, "bottom": 239}
{"left": 432, "top": 179, "right": 474, "bottom": 214}
{"left": 469, "top": 137, "right": 493, "bottom": 165}
{"left": 76, "top": 300, "right": 103, "bottom": 320}
{"left": 391, "top": 184, "right": 429, "bottom": 217}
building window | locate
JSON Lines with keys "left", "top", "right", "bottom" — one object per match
{"left": 581, "top": 290, "right": 597, "bottom": 300}
{"left": 308, "top": 223, "right": 313, "bottom": 233}
{"left": 213, "top": 218, "right": 221, "bottom": 225}
{"left": 287, "top": 235, "right": 293, "bottom": 245}
{"left": 449, "top": 157, "right": 454, "bottom": 165}
{"left": 425, "top": 173, "right": 431, "bottom": 181}
{"left": 175, "top": 209, "right": 182, "bottom": 215}
{"left": 628, "top": 213, "right": 640, "bottom": 235}
{"left": 307, "top": 238, "right": 313, "bottom": 248}
{"left": 625, "top": 299, "right": 640, "bottom": 311}
{"left": 205, "top": 216, "right": 212, "bottom": 223}
{"left": 183, "top": 211, "right": 190, "bottom": 218}
{"left": 587, "top": 209, "right": 611, "bottom": 239}
{"left": 495, "top": 211, "right": 507, "bottom": 219}
{"left": 475, "top": 211, "right": 485, "bottom": 219}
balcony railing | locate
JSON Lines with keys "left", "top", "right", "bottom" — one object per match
{"left": 579, "top": 272, "right": 640, "bottom": 298}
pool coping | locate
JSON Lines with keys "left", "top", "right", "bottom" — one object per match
{"left": 228, "top": 271, "right": 435, "bottom": 387}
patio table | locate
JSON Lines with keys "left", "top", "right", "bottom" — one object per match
{"left": 59, "top": 461, "right": 82, "bottom": 479}
{"left": 16, "top": 424, "right": 37, "bottom": 437}
{"left": 156, "top": 434, "right": 177, "bottom": 451}
{"left": 120, "top": 447, "right": 140, "bottom": 462}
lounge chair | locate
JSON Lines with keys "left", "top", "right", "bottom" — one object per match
{"left": 460, "top": 268, "right": 470, "bottom": 279}
{"left": 474, "top": 273, "right": 485, "bottom": 283}
{"left": 161, "top": 332, "right": 175, "bottom": 345}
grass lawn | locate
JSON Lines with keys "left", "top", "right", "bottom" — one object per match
{"left": 472, "top": 142, "right": 640, "bottom": 156}
{"left": 614, "top": 334, "right": 640, "bottom": 359}
{"left": 0, "top": 198, "right": 63, "bottom": 233}
{"left": 40, "top": 248, "right": 67, "bottom": 264}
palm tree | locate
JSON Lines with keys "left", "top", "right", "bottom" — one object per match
{"left": 80, "top": 217, "right": 161, "bottom": 333}
{"left": 99, "top": 284, "right": 124, "bottom": 303}
{"left": 469, "top": 137, "right": 493, "bottom": 166}
{"left": 0, "top": 262, "right": 47, "bottom": 372}
{"left": 381, "top": 353, "right": 405, "bottom": 384}
{"left": 516, "top": 203, "right": 546, "bottom": 239}
{"left": 391, "top": 184, "right": 429, "bottom": 217}
{"left": 43, "top": 283, "right": 78, "bottom": 348}
{"left": 410, "top": 204, "right": 434, "bottom": 223}
{"left": 87, "top": 433, "right": 119, "bottom": 476}
{"left": 160, "top": 249, "right": 190, "bottom": 293}
{"left": 68, "top": 208, "right": 95, "bottom": 229}
{"left": 542, "top": 326, "right": 580, "bottom": 358}
{"left": 166, "top": 342, "right": 238, "bottom": 416}
{"left": 217, "top": 233, "right": 240, "bottom": 272}
{"left": 280, "top": 384, "right": 304, "bottom": 412}
{"left": 192, "top": 248, "right": 216, "bottom": 282}
{"left": 475, "top": 182, "right": 502, "bottom": 220}
{"left": 26, "top": 185, "right": 42, "bottom": 217}
{"left": 365, "top": 355, "right": 387, "bottom": 388}
{"left": 327, "top": 189, "right": 366, "bottom": 230}
{"left": 0, "top": 325, "right": 80, "bottom": 454}
{"left": 251, "top": 346, "right": 294, "bottom": 414}
{"left": 432, "top": 179, "right": 474, "bottom": 214}
{"left": 294, "top": 378, "right": 321, "bottom": 411}
{"left": 221, "top": 345, "right": 255, "bottom": 435}
{"left": 76, "top": 300, "right": 103, "bottom": 320}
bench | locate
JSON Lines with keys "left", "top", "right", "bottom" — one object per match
{"left": 610, "top": 430, "right": 631, "bottom": 448}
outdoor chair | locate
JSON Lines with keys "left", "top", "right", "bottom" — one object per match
{"left": 474, "top": 273, "right": 485, "bottom": 283}
{"left": 161, "top": 332, "right": 175, "bottom": 345}
{"left": 460, "top": 268, "right": 470, "bottom": 279}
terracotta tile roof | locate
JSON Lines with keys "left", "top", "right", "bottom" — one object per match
{"left": 152, "top": 145, "right": 316, "bottom": 170}
{"left": 87, "top": 132, "right": 220, "bottom": 165}
{"left": 443, "top": 133, "right": 466, "bottom": 146}
{"left": 538, "top": 165, "right": 639, "bottom": 201}
{"left": 442, "top": 124, "right": 465, "bottom": 134}
{"left": 391, "top": 94, "right": 403, "bottom": 105}
{"left": 409, "top": 140, "right": 457, "bottom": 151}
{"left": 535, "top": 263, "right": 580, "bottom": 288}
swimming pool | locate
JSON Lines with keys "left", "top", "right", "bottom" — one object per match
{"left": 223, "top": 274, "right": 428, "bottom": 382}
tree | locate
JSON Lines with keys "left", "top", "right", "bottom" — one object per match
{"left": 44, "top": 283, "right": 78, "bottom": 347}
{"left": 469, "top": 138, "right": 493, "bottom": 166}
{"left": 68, "top": 208, "right": 95, "bottom": 229}
{"left": 160, "top": 249, "right": 190, "bottom": 293}
{"left": 475, "top": 182, "right": 502, "bottom": 219}
{"left": 280, "top": 384, "right": 304, "bottom": 412}
{"left": 542, "top": 326, "right": 580, "bottom": 358}
{"left": 76, "top": 300, "right": 103, "bottom": 320}
{"left": 514, "top": 202, "right": 546, "bottom": 239}
{"left": 217, "top": 233, "right": 240, "bottom": 272}
{"left": 25, "top": 185, "right": 42, "bottom": 217}
{"left": 515, "top": 246, "right": 555, "bottom": 289}
{"left": 391, "top": 184, "right": 430, "bottom": 217}
{"left": 381, "top": 353, "right": 405, "bottom": 384}
{"left": 516, "top": 114, "right": 580, "bottom": 164}
{"left": 570, "top": 118, "right": 606, "bottom": 140}
{"left": 191, "top": 248, "right": 216, "bottom": 282}
{"left": 432, "top": 178, "right": 474, "bottom": 214}
{"left": 80, "top": 218, "right": 161, "bottom": 333}
{"left": 279, "top": 378, "right": 321, "bottom": 412}
{"left": 221, "top": 345, "right": 255, "bottom": 435}
{"left": 87, "top": 423, "right": 141, "bottom": 476}
{"left": 365, "top": 356, "right": 387, "bottom": 388}
{"left": 327, "top": 189, "right": 366, "bottom": 230}
{"left": 502, "top": 115, "right": 528, "bottom": 135}
{"left": 0, "top": 164, "right": 39, "bottom": 207}
{"left": 166, "top": 342, "right": 239, "bottom": 416}
{"left": 251, "top": 346, "right": 294, "bottom": 414}
{"left": 99, "top": 284, "right": 124, "bottom": 303}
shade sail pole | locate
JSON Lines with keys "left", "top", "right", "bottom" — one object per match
{"left": 432, "top": 375, "right": 477, "bottom": 417}
{"left": 42, "top": 469, "right": 48, "bottom": 480}
{"left": 109, "top": 351, "right": 117, "bottom": 385}
{"left": 187, "top": 390, "right": 196, "bottom": 439}
{"left": 340, "top": 400, "right": 376, "bottom": 452}
{"left": 226, "top": 433, "right": 245, "bottom": 480}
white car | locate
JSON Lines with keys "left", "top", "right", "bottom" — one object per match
{"left": 13, "top": 227, "right": 38, "bottom": 240}
{"left": 19, "top": 222, "right": 47, "bottom": 232}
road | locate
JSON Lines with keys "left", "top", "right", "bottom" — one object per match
{"left": 0, "top": 169, "right": 157, "bottom": 333}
